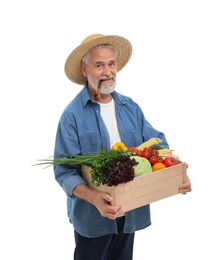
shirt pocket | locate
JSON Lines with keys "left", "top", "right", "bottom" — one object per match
{"left": 122, "top": 128, "right": 143, "bottom": 147}
{"left": 79, "top": 131, "right": 102, "bottom": 154}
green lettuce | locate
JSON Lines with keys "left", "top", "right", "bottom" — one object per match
{"left": 132, "top": 156, "right": 152, "bottom": 176}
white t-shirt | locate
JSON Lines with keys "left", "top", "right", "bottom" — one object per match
{"left": 99, "top": 99, "right": 121, "bottom": 148}
{"left": 99, "top": 99, "right": 125, "bottom": 216}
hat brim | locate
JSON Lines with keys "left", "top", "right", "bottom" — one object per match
{"left": 64, "top": 35, "right": 132, "bottom": 84}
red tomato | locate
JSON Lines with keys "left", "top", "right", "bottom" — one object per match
{"left": 149, "top": 156, "right": 159, "bottom": 165}
{"left": 163, "top": 156, "right": 179, "bottom": 167}
{"left": 143, "top": 147, "right": 151, "bottom": 153}
{"left": 136, "top": 150, "right": 143, "bottom": 157}
{"left": 142, "top": 147, "right": 152, "bottom": 159}
{"left": 127, "top": 147, "right": 142, "bottom": 157}
{"left": 127, "top": 147, "right": 138, "bottom": 154}
{"left": 151, "top": 149, "right": 159, "bottom": 157}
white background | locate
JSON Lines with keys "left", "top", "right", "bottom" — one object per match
{"left": 2, "top": 0, "right": 220, "bottom": 259}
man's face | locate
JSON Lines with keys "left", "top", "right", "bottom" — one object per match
{"left": 82, "top": 47, "right": 117, "bottom": 94}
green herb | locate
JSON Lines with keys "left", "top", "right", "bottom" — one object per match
{"left": 34, "top": 149, "right": 134, "bottom": 186}
{"left": 34, "top": 154, "right": 97, "bottom": 167}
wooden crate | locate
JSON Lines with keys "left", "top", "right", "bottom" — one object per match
{"left": 81, "top": 163, "right": 187, "bottom": 212}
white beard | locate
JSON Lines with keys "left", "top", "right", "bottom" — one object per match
{"left": 100, "top": 82, "right": 116, "bottom": 94}
{"left": 90, "top": 77, "right": 117, "bottom": 94}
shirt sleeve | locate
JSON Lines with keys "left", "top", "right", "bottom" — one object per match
{"left": 53, "top": 116, "right": 87, "bottom": 197}
{"left": 142, "top": 118, "right": 170, "bottom": 149}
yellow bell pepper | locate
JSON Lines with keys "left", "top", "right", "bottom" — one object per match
{"left": 112, "top": 142, "right": 128, "bottom": 152}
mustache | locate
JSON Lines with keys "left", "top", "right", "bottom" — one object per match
{"left": 98, "top": 76, "right": 114, "bottom": 81}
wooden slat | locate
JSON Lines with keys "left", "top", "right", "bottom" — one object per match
{"left": 81, "top": 163, "right": 186, "bottom": 212}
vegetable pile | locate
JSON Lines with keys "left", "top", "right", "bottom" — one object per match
{"left": 127, "top": 138, "right": 181, "bottom": 172}
{"left": 34, "top": 138, "right": 181, "bottom": 187}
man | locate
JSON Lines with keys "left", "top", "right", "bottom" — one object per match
{"left": 54, "top": 34, "right": 192, "bottom": 260}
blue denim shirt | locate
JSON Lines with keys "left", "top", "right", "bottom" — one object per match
{"left": 54, "top": 85, "right": 169, "bottom": 238}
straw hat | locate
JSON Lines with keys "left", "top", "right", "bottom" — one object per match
{"left": 64, "top": 34, "right": 132, "bottom": 84}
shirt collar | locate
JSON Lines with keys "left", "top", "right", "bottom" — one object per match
{"left": 81, "top": 84, "right": 92, "bottom": 107}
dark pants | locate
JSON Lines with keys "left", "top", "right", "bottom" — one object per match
{"left": 74, "top": 216, "right": 135, "bottom": 260}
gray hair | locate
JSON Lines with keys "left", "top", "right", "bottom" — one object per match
{"left": 82, "top": 44, "right": 118, "bottom": 65}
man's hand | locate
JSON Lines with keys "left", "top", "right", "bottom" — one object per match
{"left": 91, "top": 191, "right": 124, "bottom": 219}
{"left": 73, "top": 184, "right": 124, "bottom": 220}
{"left": 179, "top": 174, "right": 192, "bottom": 194}
{"left": 179, "top": 163, "right": 192, "bottom": 194}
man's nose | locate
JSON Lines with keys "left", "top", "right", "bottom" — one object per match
{"left": 102, "top": 65, "right": 111, "bottom": 76}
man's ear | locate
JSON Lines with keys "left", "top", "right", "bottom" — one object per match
{"left": 81, "top": 63, "right": 87, "bottom": 77}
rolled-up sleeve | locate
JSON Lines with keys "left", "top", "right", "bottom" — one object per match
{"left": 62, "top": 170, "right": 86, "bottom": 197}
